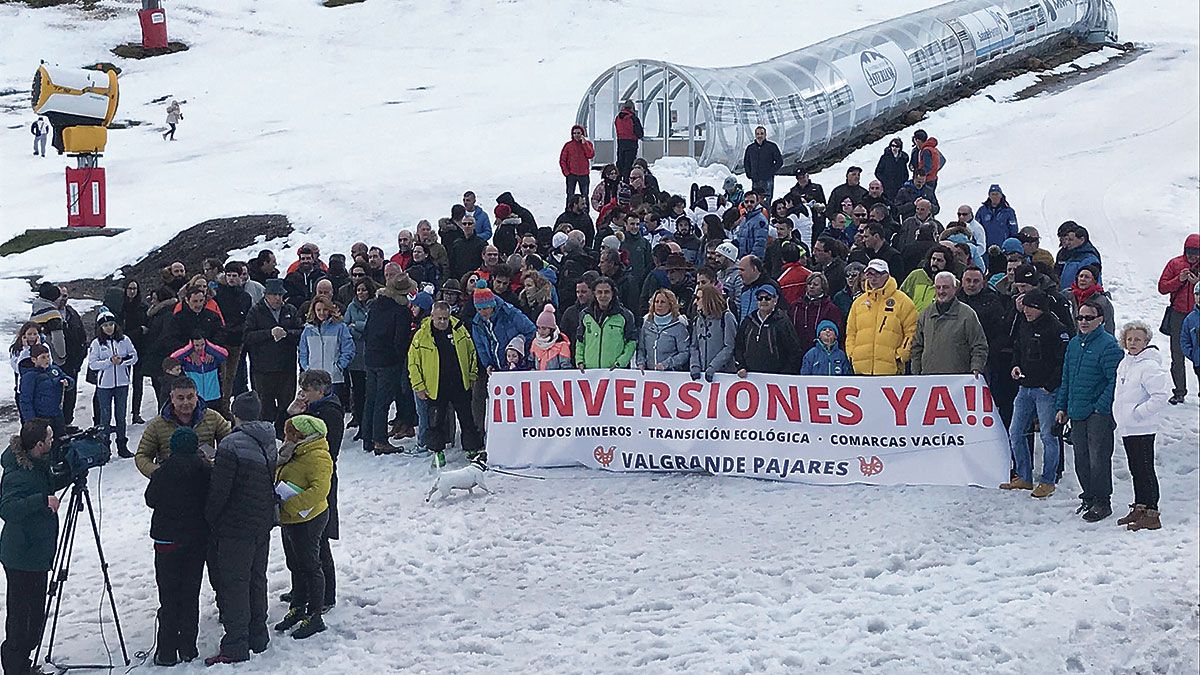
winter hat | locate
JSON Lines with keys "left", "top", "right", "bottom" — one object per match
{"left": 552, "top": 231, "right": 569, "bottom": 250}
{"left": 722, "top": 176, "right": 739, "bottom": 192}
{"left": 1013, "top": 263, "right": 1040, "bottom": 286}
{"left": 601, "top": 235, "right": 622, "bottom": 252}
{"left": 494, "top": 203, "right": 513, "bottom": 220}
{"left": 536, "top": 304, "right": 557, "bottom": 329}
{"left": 716, "top": 242, "right": 740, "bottom": 263}
{"left": 170, "top": 427, "right": 200, "bottom": 457}
{"left": 413, "top": 291, "right": 434, "bottom": 314}
{"left": 1001, "top": 237, "right": 1024, "bottom": 255}
{"left": 231, "top": 391, "right": 262, "bottom": 422}
{"left": 664, "top": 252, "right": 691, "bottom": 271}
{"left": 95, "top": 307, "right": 117, "bottom": 329}
{"left": 865, "top": 258, "right": 890, "bottom": 275}
{"left": 1021, "top": 289, "right": 1050, "bottom": 311}
{"left": 1078, "top": 263, "right": 1102, "bottom": 281}
{"left": 815, "top": 319, "right": 840, "bottom": 342}
{"left": 505, "top": 336, "right": 526, "bottom": 357}
{"left": 37, "top": 282, "right": 61, "bottom": 301}
{"left": 473, "top": 279, "right": 498, "bottom": 309}
{"left": 989, "top": 184, "right": 1003, "bottom": 195}
{"left": 264, "top": 278, "right": 286, "bottom": 296}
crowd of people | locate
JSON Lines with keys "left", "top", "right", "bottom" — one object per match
{"left": 1, "top": 121, "right": 1198, "bottom": 671}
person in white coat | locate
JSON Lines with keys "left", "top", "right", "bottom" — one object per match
{"left": 1112, "top": 320, "right": 1171, "bottom": 531}
{"left": 88, "top": 309, "right": 139, "bottom": 457}
{"left": 163, "top": 100, "right": 183, "bottom": 140}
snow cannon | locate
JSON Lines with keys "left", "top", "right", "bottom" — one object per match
{"left": 31, "top": 63, "right": 119, "bottom": 155}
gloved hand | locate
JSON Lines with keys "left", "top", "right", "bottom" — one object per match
{"left": 690, "top": 371, "right": 701, "bottom": 381}
{"left": 704, "top": 368, "right": 716, "bottom": 383}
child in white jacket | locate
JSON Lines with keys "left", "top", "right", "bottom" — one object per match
{"left": 87, "top": 309, "right": 139, "bottom": 456}
{"left": 1112, "top": 321, "right": 1171, "bottom": 531}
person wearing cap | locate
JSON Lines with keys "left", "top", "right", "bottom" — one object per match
{"left": 361, "top": 265, "right": 416, "bottom": 454}
{"left": 560, "top": 124, "right": 596, "bottom": 200}
{"left": 639, "top": 252, "right": 694, "bottom": 316}
{"left": 844, "top": 258, "right": 918, "bottom": 376}
{"left": 437, "top": 278, "right": 467, "bottom": 317}
{"left": 554, "top": 194, "right": 595, "bottom": 247}
{"left": 576, "top": 276, "right": 637, "bottom": 370}
{"left": 1016, "top": 226, "right": 1055, "bottom": 272}
{"left": 1012, "top": 263, "right": 1075, "bottom": 337}
{"left": 470, "top": 279, "right": 535, "bottom": 426}
{"left": 785, "top": 168, "right": 828, "bottom": 240}
{"left": 635, "top": 289, "right": 690, "bottom": 372}
{"left": 1055, "top": 297, "right": 1124, "bottom": 521}
{"left": 735, "top": 284, "right": 802, "bottom": 376}
{"left": 410, "top": 301, "right": 483, "bottom": 467}
{"left": 800, "top": 320, "right": 852, "bottom": 376}
{"left": 910, "top": 272, "right": 988, "bottom": 376}
{"left": 711, "top": 241, "right": 743, "bottom": 307}
{"left": 1054, "top": 222, "right": 1102, "bottom": 292}
{"left": 144, "top": 427, "right": 211, "bottom": 666}
{"left": 975, "top": 184, "right": 1018, "bottom": 249}
{"left": 243, "top": 278, "right": 303, "bottom": 434}
{"left": 491, "top": 203, "right": 523, "bottom": 258}
{"left": 824, "top": 166, "right": 869, "bottom": 224}
{"left": 613, "top": 100, "right": 643, "bottom": 178}
{"left": 529, "top": 305, "right": 573, "bottom": 371}
{"left": 743, "top": 126, "right": 783, "bottom": 204}
{"left": 87, "top": 308, "right": 139, "bottom": 457}
{"left": 1157, "top": 233, "right": 1200, "bottom": 404}
{"left": 30, "top": 282, "right": 68, "bottom": 368}
{"left": 204, "top": 392, "right": 278, "bottom": 665}
{"left": 1001, "top": 288, "right": 1071, "bottom": 496}
{"left": 1067, "top": 264, "right": 1115, "bottom": 335}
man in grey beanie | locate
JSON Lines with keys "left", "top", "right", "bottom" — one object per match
{"left": 204, "top": 392, "right": 278, "bottom": 665}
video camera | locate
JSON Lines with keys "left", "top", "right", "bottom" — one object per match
{"left": 52, "top": 427, "right": 111, "bottom": 480}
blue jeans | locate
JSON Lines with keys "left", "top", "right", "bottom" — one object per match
{"left": 414, "top": 394, "right": 429, "bottom": 447}
{"left": 362, "top": 366, "right": 399, "bottom": 451}
{"left": 95, "top": 385, "right": 129, "bottom": 448}
{"left": 1009, "top": 386, "right": 1059, "bottom": 484}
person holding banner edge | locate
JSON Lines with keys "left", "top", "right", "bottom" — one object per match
{"left": 843, "top": 259, "right": 917, "bottom": 376}
{"left": 576, "top": 277, "right": 637, "bottom": 370}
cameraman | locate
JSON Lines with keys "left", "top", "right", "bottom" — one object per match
{"left": 0, "top": 419, "right": 72, "bottom": 675}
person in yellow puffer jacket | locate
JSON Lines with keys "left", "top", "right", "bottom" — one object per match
{"left": 274, "top": 414, "right": 333, "bottom": 640}
{"left": 844, "top": 259, "right": 918, "bottom": 375}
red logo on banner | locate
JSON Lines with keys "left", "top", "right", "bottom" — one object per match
{"left": 594, "top": 446, "right": 615, "bottom": 467}
{"left": 858, "top": 455, "right": 884, "bottom": 476}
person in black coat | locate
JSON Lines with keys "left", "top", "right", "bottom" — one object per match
{"left": 743, "top": 126, "right": 783, "bottom": 203}
{"left": 959, "top": 266, "right": 1017, "bottom": 427}
{"left": 115, "top": 279, "right": 150, "bottom": 423}
{"left": 874, "top": 138, "right": 910, "bottom": 201}
{"left": 57, "top": 291, "right": 88, "bottom": 429}
{"left": 362, "top": 268, "right": 416, "bottom": 454}
{"left": 283, "top": 247, "right": 326, "bottom": 310}
{"left": 145, "top": 427, "right": 212, "bottom": 666}
{"left": 824, "top": 167, "right": 870, "bottom": 223}
{"left": 554, "top": 195, "right": 595, "bottom": 247}
{"left": 168, "top": 285, "right": 223, "bottom": 353}
{"left": 242, "top": 280, "right": 302, "bottom": 437}
{"left": 286, "top": 370, "right": 343, "bottom": 611}
{"left": 495, "top": 191, "right": 537, "bottom": 228}
{"left": 734, "top": 285, "right": 802, "bottom": 375}
{"left": 214, "top": 265, "right": 253, "bottom": 416}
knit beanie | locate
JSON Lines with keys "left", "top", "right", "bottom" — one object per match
{"left": 505, "top": 336, "right": 526, "bottom": 357}
{"left": 473, "top": 279, "right": 498, "bottom": 309}
{"left": 231, "top": 391, "right": 262, "bottom": 422}
{"left": 170, "top": 427, "right": 200, "bottom": 457}
{"left": 494, "top": 203, "right": 513, "bottom": 220}
{"left": 413, "top": 291, "right": 434, "bottom": 314}
{"left": 601, "top": 235, "right": 621, "bottom": 252}
{"left": 536, "top": 304, "right": 557, "bottom": 329}
{"left": 38, "top": 282, "right": 61, "bottom": 301}
{"left": 552, "top": 231, "right": 569, "bottom": 250}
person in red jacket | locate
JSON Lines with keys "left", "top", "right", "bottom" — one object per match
{"left": 909, "top": 129, "right": 945, "bottom": 193}
{"left": 776, "top": 242, "right": 812, "bottom": 307}
{"left": 1158, "top": 233, "right": 1200, "bottom": 403}
{"left": 613, "top": 100, "right": 643, "bottom": 179}
{"left": 559, "top": 125, "right": 595, "bottom": 203}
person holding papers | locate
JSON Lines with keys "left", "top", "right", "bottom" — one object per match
{"left": 273, "top": 415, "right": 333, "bottom": 640}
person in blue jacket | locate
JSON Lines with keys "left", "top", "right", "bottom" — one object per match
{"left": 736, "top": 191, "right": 770, "bottom": 260}
{"left": 975, "top": 184, "right": 1018, "bottom": 248}
{"left": 17, "top": 344, "right": 73, "bottom": 436}
{"left": 1056, "top": 222, "right": 1103, "bottom": 291}
{"left": 1182, "top": 281, "right": 1200, "bottom": 375}
{"left": 469, "top": 280, "right": 535, "bottom": 431}
{"left": 298, "top": 297, "right": 356, "bottom": 406}
{"left": 800, "top": 320, "right": 852, "bottom": 376}
{"left": 1055, "top": 298, "right": 1124, "bottom": 522}
{"left": 462, "top": 191, "right": 492, "bottom": 242}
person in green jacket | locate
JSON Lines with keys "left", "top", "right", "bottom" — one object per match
{"left": 409, "top": 302, "right": 483, "bottom": 467}
{"left": 899, "top": 244, "right": 956, "bottom": 313}
{"left": 1056, "top": 298, "right": 1124, "bottom": 523}
{"left": 0, "top": 419, "right": 72, "bottom": 675}
{"left": 274, "top": 415, "right": 333, "bottom": 640}
{"left": 575, "top": 277, "right": 637, "bottom": 370}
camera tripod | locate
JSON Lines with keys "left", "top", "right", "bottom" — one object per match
{"left": 35, "top": 472, "right": 130, "bottom": 673}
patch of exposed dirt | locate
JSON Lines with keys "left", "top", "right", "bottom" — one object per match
{"left": 324, "top": 0, "right": 367, "bottom": 6}
{"left": 1011, "top": 44, "right": 1142, "bottom": 100}
{"left": 111, "top": 42, "right": 190, "bottom": 60}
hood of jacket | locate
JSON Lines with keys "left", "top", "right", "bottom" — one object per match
{"left": 377, "top": 278, "right": 411, "bottom": 305}
{"left": 1184, "top": 233, "right": 1200, "bottom": 253}
{"left": 237, "top": 421, "right": 278, "bottom": 449}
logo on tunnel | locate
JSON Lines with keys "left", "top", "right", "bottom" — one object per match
{"left": 860, "top": 50, "right": 897, "bottom": 97}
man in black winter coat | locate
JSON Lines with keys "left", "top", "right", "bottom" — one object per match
{"left": 204, "top": 393, "right": 278, "bottom": 666}
{"left": 743, "top": 126, "right": 783, "bottom": 203}
{"left": 145, "top": 427, "right": 211, "bottom": 666}
{"left": 283, "top": 247, "right": 326, "bottom": 309}
{"left": 215, "top": 264, "right": 253, "bottom": 416}
{"left": 735, "top": 285, "right": 802, "bottom": 375}
{"left": 56, "top": 287, "right": 88, "bottom": 428}
{"left": 787, "top": 169, "right": 827, "bottom": 240}
{"left": 168, "top": 285, "right": 223, "bottom": 353}
{"left": 449, "top": 215, "right": 487, "bottom": 281}
{"left": 242, "top": 280, "right": 302, "bottom": 436}
{"left": 362, "top": 267, "right": 415, "bottom": 454}
{"left": 959, "top": 267, "right": 1017, "bottom": 427}
{"left": 824, "top": 167, "right": 869, "bottom": 223}
{"left": 496, "top": 191, "right": 537, "bottom": 228}
{"left": 874, "top": 138, "right": 909, "bottom": 200}
{"left": 554, "top": 194, "right": 595, "bottom": 247}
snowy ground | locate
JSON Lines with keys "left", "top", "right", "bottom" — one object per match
{"left": 1, "top": 0, "right": 1198, "bottom": 673}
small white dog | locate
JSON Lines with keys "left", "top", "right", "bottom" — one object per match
{"left": 426, "top": 454, "right": 492, "bottom": 502}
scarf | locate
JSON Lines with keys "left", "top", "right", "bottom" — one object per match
{"left": 653, "top": 313, "right": 672, "bottom": 327}
{"left": 533, "top": 328, "right": 560, "bottom": 351}
{"left": 1070, "top": 282, "right": 1104, "bottom": 308}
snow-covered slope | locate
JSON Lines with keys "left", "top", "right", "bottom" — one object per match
{"left": 0, "top": 1, "right": 1197, "bottom": 673}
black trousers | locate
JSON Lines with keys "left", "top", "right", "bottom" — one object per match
{"left": 62, "top": 369, "right": 79, "bottom": 426}
{"left": 213, "top": 535, "right": 270, "bottom": 661}
{"left": 566, "top": 174, "right": 590, "bottom": 200}
{"left": 1122, "top": 434, "right": 1159, "bottom": 510}
{"left": 616, "top": 139, "right": 637, "bottom": 178}
{"left": 320, "top": 537, "right": 336, "bottom": 607}
{"left": 429, "top": 387, "right": 483, "bottom": 452}
{"left": 252, "top": 370, "right": 296, "bottom": 438}
{"left": 348, "top": 369, "right": 366, "bottom": 422}
{"left": 130, "top": 361, "right": 145, "bottom": 421}
{"left": 2, "top": 567, "right": 47, "bottom": 675}
{"left": 154, "top": 540, "right": 206, "bottom": 660}
{"left": 281, "top": 511, "right": 329, "bottom": 617}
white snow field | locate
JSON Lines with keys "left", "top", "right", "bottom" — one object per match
{"left": 1, "top": 0, "right": 1199, "bottom": 673}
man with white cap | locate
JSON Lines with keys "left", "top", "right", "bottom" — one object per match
{"left": 713, "top": 242, "right": 743, "bottom": 312}
{"left": 844, "top": 258, "right": 917, "bottom": 375}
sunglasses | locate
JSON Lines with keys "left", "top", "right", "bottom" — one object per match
{"left": 1075, "top": 314, "right": 1100, "bottom": 322}
{"left": 351, "top": 272, "right": 366, "bottom": 277}
{"left": 957, "top": 212, "right": 971, "bottom": 216}
{"left": 853, "top": 212, "right": 868, "bottom": 217}
{"left": 756, "top": 295, "right": 775, "bottom": 302}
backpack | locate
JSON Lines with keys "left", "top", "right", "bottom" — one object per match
{"left": 31, "top": 121, "right": 39, "bottom": 135}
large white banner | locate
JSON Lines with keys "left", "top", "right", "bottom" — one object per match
{"left": 487, "top": 371, "right": 1009, "bottom": 488}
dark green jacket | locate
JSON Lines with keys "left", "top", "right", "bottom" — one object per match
{"left": 0, "top": 443, "right": 71, "bottom": 571}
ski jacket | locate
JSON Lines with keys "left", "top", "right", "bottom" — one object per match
{"left": 800, "top": 321, "right": 853, "bottom": 376}
{"left": 529, "top": 332, "right": 573, "bottom": 371}
{"left": 87, "top": 335, "right": 139, "bottom": 389}
{"left": 276, "top": 417, "right": 333, "bottom": 526}
{"left": 136, "top": 399, "right": 232, "bottom": 478}
{"left": 635, "top": 315, "right": 690, "bottom": 371}
{"left": 1112, "top": 346, "right": 1171, "bottom": 437}
{"left": 1056, "top": 328, "right": 1123, "bottom": 420}
{"left": 975, "top": 197, "right": 1019, "bottom": 248}
{"left": 171, "top": 341, "right": 228, "bottom": 402}
{"left": 689, "top": 311, "right": 737, "bottom": 379}
{"left": 576, "top": 301, "right": 637, "bottom": 369}
{"left": 735, "top": 309, "right": 803, "bottom": 375}
{"left": 299, "top": 318, "right": 355, "bottom": 384}
{"left": 844, "top": 276, "right": 917, "bottom": 375}
{"left": 409, "top": 316, "right": 477, "bottom": 400}
{"left": 206, "top": 421, "right": 278, "bottom": 538}
{"left": 1157, "top": 233, "right": 1200, "bottom": 313}
{"left": 17, "top": 365, "right": 72, "bottom": 423}
{"left": 145, "top": 451, "right": 211, "bottom": 545}
{"left": 0, "top": 444, "right": 72, "bottom": 571}
{"left": 560, "top": 128, "right": 596, "bottom": 176}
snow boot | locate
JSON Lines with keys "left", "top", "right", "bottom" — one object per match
{"left": 999, "top": 478, "right": 1033, "bottom": 490}
{"left": 1116, "top": 504, "right": 1146, "bottom": 526}
{"left": 1168, "top": 394, "right": 1184, "bottom": 405}
{"left": 273, "top": 607, "right": 304, "bottom": 633}
{"left": 203, "top": 653, "right": 247, "bottom": 667}
{"left": 291, "top": 614, "right": 327, "bottom": 640}
{"left": 1128, "top": 509, "right": 1161, "bottom": 531}
{"left": 1082, "top": 502, "right": 1112, "bottom": 522}
{"left": 1031, "top": 483, "right": 1055, "bottom": 499}
{"left": 117, "top": 439, "right": 133, "bottom": 459}
{"left": 154, "top": 650, "right": 178, "bottom": 667}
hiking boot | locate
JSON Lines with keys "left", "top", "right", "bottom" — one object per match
{"left": 291, "top": 613, "right": 327, "bottom": 640}
{"left": 391, "top": 424, "right": 416, "bottom": 440}
{"left": 178, "top": 646, "right": 199, "bottom": 663}
{"left": 431, "top": 451, "right": 446, "bottom": 469}
{"left": 273, "top": 607, "right": 304, "bottom": 632}
{"left": 203, "top": 652, "right": 247, "bottom": 666}
{"left": 1128, "top": 509, "right": 1162, "bottom": 531}
{"left": 999, "top": 478, "right": 1033, "bottom": 490}
{"left": 249, "top": 639, "right": 269, "bottom": 655}
{"left": 1168, "top": 394, "right": 1185, "bottom": 405}
{"left": 1117, "top": 504, "right": 1146, "bottom": 526}
{"left": 1031, "top": 483, "right": 1055, "bottom": 499}
{"left": 154, "top": 650, "right": 178, "bottom": 667}
{"left": 373, "top": 442, "right": 403, "bottom": 455}
{"left": 1075, "top": 500, "right": 1092, "bottom": 515}
{"left": 132, "top": 415, "right": 146, "bottom": 425}
{"left": 1082, "top": 503, "right": 1112, "bottom": 522}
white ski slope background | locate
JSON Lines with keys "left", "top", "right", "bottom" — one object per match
{"left": 1, "top": 1, "right": 1198, "bottom": 673}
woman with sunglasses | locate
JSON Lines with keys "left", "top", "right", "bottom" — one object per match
{"left": 874, "top": 137, "right": 909, "bottom": 201}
